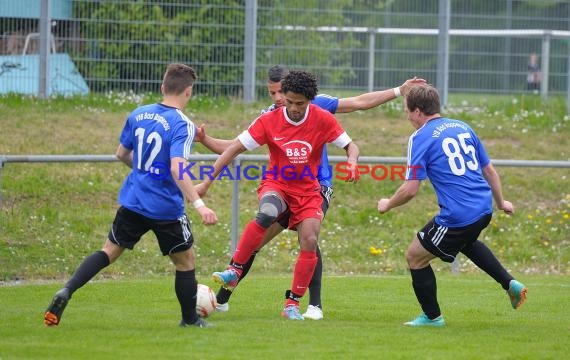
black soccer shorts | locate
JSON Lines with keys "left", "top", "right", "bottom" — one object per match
{"left": 417, "top": 213, "right": 492, "bottom": 263}
{"left": 108, "top": 206, "right": 194, "bottom": 255}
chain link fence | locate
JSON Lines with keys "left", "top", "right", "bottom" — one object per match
{"left": 1, "top": 0, "right": 569, "bottom": 100}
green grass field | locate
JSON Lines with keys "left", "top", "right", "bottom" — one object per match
{"left": 0, "top": 274, "right": 567, "bottom": 359}
{"left": 0, "top": 93, "right": 568, "bottom": 280}
{"left": 0, "top": 92, "right": 568, "bottom": 359}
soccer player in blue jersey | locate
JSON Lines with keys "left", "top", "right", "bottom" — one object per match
{"left": 44, "top": 63, "right": 218, "bottom": 328}
{"left": 377, "top": 84, "right": 527, "bottom": 327}
{"left": 197, "top": 65, "right": 425, "bottom": 320}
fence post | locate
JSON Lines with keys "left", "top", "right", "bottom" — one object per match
{"left": 567, "top": 39, "right": 570, "bottom": 114}
{"left": 243, "top": 0, "right": 257, "bottom": 104}
{"left": 0, "top": 156, "right": 5, "bottom": 207}
{"left": 367, "top": 29, "right": 375, "bottom": 93}
{"left": 540, "top": 32, "right": 551, "bottom": 99}
{"left": 39, "top": 0, "right": 52, "bottom": 99}
{"left": 437, "top": 0, "right": 450, "bottom": 107}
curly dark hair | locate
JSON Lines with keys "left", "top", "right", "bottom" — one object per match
{"left": 281, "top": 71, "right": 318, "bottom": 100}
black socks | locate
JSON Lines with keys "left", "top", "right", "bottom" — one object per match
{"left": 64, "top": 250, "right": 110, "bottom": 295}
{"left": 410, "top": 265, "right": 441, "bottom": 320}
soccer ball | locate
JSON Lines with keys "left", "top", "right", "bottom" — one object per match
{"left": 196, "top": 284, "right": 217, "bottom": 318}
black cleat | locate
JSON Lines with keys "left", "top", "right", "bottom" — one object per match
{"left": 179, "top": 317, "right": 212, "bottom": 328}
{"left": 44, "top": 288, "right": 70, "bottom": 326}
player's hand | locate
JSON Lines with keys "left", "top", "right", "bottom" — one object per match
{"left": 377, "top": 198, "right": 391, "bottom": 214}
{"left": 194, "top": 182, "right": 210, "bottom": 197}
{"left": 195, "top": 123, "right": 206, "bottom": 143}
{"left": 345, "top": 162, "right": 359, "bottom": 183}
{"left": 400, "top": 76, "right": 428, "bottom": 96}
{"left": 499, "top": 200, "right": 514, "bottom": 215}
{"left": 197, "top": 206, "right": 217, "bottom": 225}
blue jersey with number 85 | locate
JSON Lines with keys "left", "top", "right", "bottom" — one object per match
{"left": 405, "top": 117, "right": 492, "bottom": 227}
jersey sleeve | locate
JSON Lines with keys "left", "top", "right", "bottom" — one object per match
{"left": 473, "top": 129, "right": 491, "bottom": 168}
{"left": 170, "top": 116, "right": 196, "bottom": 159}
{"left": 237, "top": 115, "right": 267, "bottom": 151}
{"left": 312, "top": 94, "right": 339, "bottom": 114}
{"left": 319, "top": 109, "right": 351, "bottom": 148}
{"left": 119, "top": 117, "right": 134, "bottom": 149}
{"left": 406, "top": 131, "right": 428, "bottom": 180}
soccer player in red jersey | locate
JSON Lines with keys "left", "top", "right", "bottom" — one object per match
{"left": 196, "top": 70, "right": 359, "bottom": 320}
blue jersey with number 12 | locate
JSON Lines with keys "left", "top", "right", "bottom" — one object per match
{"left": 118, "top": 103, "right": 196, "bottom": 220}
{"left": 405, "top": 117, "right": 492, "bottom": 227}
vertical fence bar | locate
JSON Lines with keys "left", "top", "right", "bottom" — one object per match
{"left": 367, "top": 30, "right": 375, "bottom": 92}
{"left": 566, "top": 39, "right": 570, "bottom": 114}
{"left": 503, "top": 0, "right": 513, "bottom": 93}
{"left": 39, "top": 0, "right": 51, "bottom": 99}
{"left": 541, "top": 33, "right": 550, "bottom": 99}
{"left": 0, "top": 156, "right": 5, "bottom": 207}
{"left": 243, "top": 0, "right": 257, "bottom": 104}
{"left": 437, "top": 0, "right": 450, "bottom": 106}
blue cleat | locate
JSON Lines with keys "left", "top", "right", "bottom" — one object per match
{"left": 212, "top": 269, "right": 239, "bottom": 290}
{"left": 281, "top": 305, "right": 304, "bottom": 320}
{"left": 507, "top": 279, "right": 527, "bottom": 309}
{"left": 404, "top": 313, "right": 445, "bottom": 327}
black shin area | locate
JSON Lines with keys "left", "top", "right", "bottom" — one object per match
{"left": 308, "top": 246, "right": 322, "bottom": 308}
{"left": 65, "top": 250, "right": 110, "bottom": 295}
{"left": 175, "top": 269, "right": 198, "bottom": 324}
{"left": 410, "top": 265, "right": 441, "bottom": 319}
{"left": 461, "top": 240, "right": 513, "bottom": 290}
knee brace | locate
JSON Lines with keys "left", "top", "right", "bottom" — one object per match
{"left": 255, "top": 193, "right": 287, "bottom": 228}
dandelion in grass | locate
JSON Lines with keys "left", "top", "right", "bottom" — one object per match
{"left": 369, "top": 246, "right": 383, "bottom": 256}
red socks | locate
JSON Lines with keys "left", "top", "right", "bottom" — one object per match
{"left": 285, "top": 250, "right": 318, "bottom": 307}
{"left": 232, "top": 221, "right": 267, "bottom": 266}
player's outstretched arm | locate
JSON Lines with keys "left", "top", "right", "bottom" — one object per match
{"left": 336, "top": 76, "right": 427, "bottom": 113}
{"left": 196, "top": 138, "right": 247, "bottom": 196}
{"left": 195, "top": 123, "right": 235, "bottom": 155}
{"left": 342, "top": 142, "right": 360, "bottom": 182}
{"left": 171, "top": 156, "right": 217, "bottom": 225}
{"left": 115, "top": 144, "right": 133, "bottom": 168}
{"left": 482, "top": 163, "right": 514, "bottom": 215}
{"left": 377, "top": 180, "right": 420, "bottom": 214}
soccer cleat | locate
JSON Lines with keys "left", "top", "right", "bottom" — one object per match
{"left": 281, "top": 305, "right": 304, "bottom": 320}
{"left": 179, "top": 318, "right": 211, "bottom": 328}
{"left": 507, "top": 279, "right": 527, "bottom": 309}
{"left": 215, "top": 302, "right": 229, "bottom": 312}
{"left": 404, "top": 313, "right": 445, "bottom": 327}
{"left": 212, "top": 269, "right": 239, "bottom": 290}
{"left": 302, "top": 305, "right": 323, "bottom": 320}
{"left": 44, "top": 288, "right": 71, "bottom": 326}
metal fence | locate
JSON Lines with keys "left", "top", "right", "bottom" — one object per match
{"left": 2, "top": 154, "right": 570, "bottom": 256}
{"left": 1, "top": 0, "right": 570, "bottom": 103}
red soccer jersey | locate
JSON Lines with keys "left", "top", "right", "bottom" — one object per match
{"left": 238, "top": 104, "right": 352, "bottom": 195}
